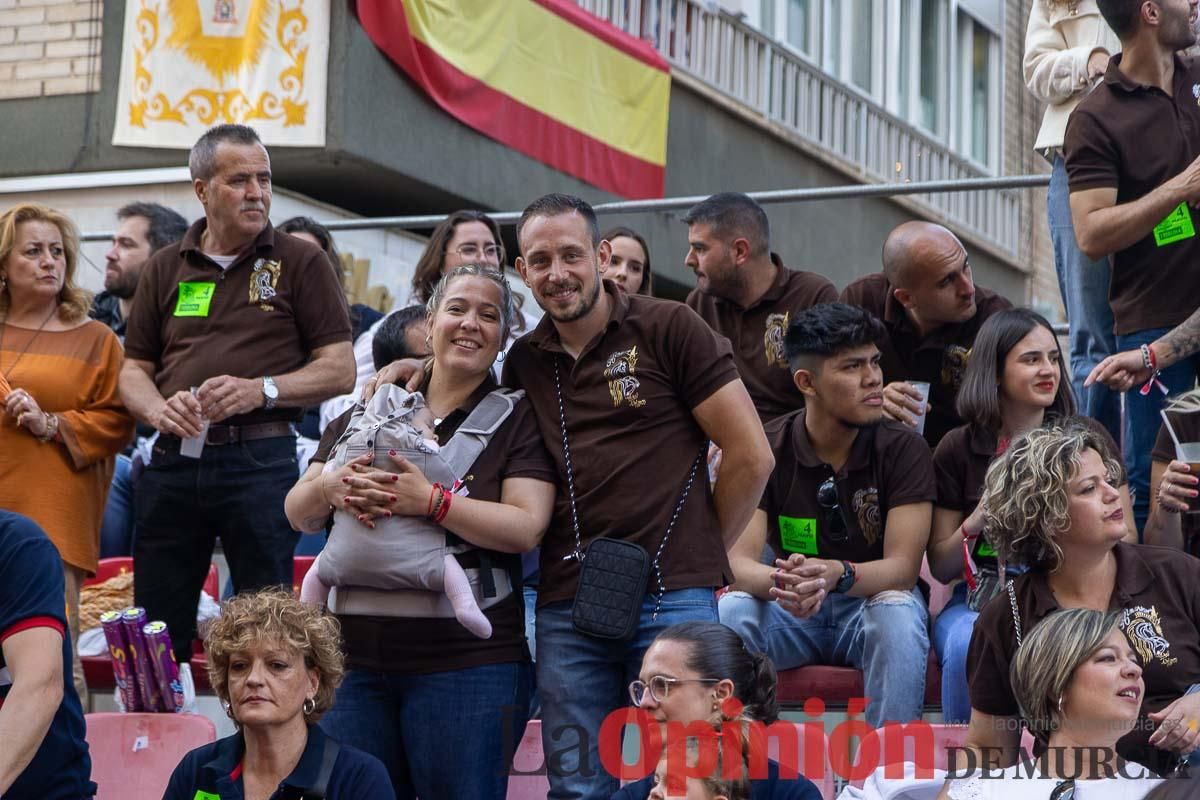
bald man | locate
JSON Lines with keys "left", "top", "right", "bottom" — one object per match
{"left": 839, "top": 222, "right": 1012, "bottom": 447}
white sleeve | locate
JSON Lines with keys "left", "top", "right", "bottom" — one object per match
{"left": 319, "top": 324, "right": 380, "bottom": 432}
{"left": 946, "top": 777, "right": 986, "bottom": 800}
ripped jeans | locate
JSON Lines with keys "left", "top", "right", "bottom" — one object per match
{"left": 718, "top": 587, "right": 929, "bottom": 726}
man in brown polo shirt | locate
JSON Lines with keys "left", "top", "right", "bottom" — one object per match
{"left": 684, "top": 192, "right": 837, "bottom": 423}
{"left": 718, "top": 303, "right": 935, "bottom": 727}
{"left": 119, "top": 124, "right": 354, "bottom": 662}
{"left": 1066, "top": 0, "right": 1200, "bottom": 532}
{"left": 839, "top": 221, "right": 1012, "bottom": 448}
{"left": 506, "top": 193, "right": 774, "bottom": 799}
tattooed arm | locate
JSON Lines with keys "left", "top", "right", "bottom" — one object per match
{"left": 1086, "top": 307, "right": 1200, "bottom": 391}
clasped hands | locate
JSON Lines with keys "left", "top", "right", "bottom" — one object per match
{"left": 152, "top": 375, "right": 267, "bottom": 437}
{"left": 769, "top": 553, "right": 841, "bottom": 619}
{"left": 319, "top": 451, "right": 437, "bottom": 529}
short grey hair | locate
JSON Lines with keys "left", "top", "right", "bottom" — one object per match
{"left": 189, "top": 124, "right": 262, "bottom": 181}
{"left": 426, "top": 264, "right": 517, "bottom": 345}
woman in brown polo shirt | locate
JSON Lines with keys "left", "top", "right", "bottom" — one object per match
{"left": 959, "top": 425, "right": 1200, "bottom": 778}
{"left": 927, "top": 308, "right": 1134, "bottom": 724}
{"left": 284, "top": 265, "right": 556, "bottom": 800}
{"left": 1146, "top": 389, "right": 1200, "bottom": 556}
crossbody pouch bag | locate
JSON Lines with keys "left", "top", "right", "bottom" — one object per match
{"left": 553, "top": 360, "right": 706, "bottom": 641}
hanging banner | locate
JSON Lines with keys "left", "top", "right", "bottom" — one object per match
{"left": 357, "top": 0, "right": 670, "bottom": 199}
{"left": 113, "top": 0, "right": 330, "bottom": 148}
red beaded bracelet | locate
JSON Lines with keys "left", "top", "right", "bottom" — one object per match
{"left": 433, "top": 486, "right": 453, "bottom": 524}
{"left": 427, "top": 483, "right": 443, "bottom": 520}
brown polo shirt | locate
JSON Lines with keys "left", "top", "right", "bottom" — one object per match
{"left": 934, "top": 416, "right": 1124, "bottom": 570}
{"left": 686, "top": 254, "right": 837, "bottom": 423}
{"left": 1064, "top": 54, "right": 1200, "bottom": 335}
{"left": 311, "top": 373, "right": 558, "bottom": 674}
{"left": 1152, "top": 409, "right": 1200, "bottom": 557}
{"left": 123, "top": 220, "right": 352, "bottom": 425}
{"left": 759, "top": 409, "right": 935, "bottom": 564}
{"left": 839, "top": 273, "right": 1012, "bottom": 448}
{"left": 966, "top": 542, "right": 1200, "bottom": 776}
{"left": 505, "top": 281, "right": 740, "bottom": 607}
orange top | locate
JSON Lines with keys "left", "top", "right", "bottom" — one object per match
{"left": 0, "top": 320, "right": 134, "bottom": 573}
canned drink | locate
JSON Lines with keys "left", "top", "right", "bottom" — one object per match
{"left": 121, "top": 607, "right": 163, "bottom": 712}
{"left": 100, "top": 610, "right": 142, "bottom": 712}
{"left": 143, "top": 621, "right": 184, "bottom": 713}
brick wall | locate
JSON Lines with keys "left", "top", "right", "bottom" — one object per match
{"left": 0, "top": 0, "right": 101, "bottom": 100}
{"left": 1004, "top": 0, "right": 1060, "bottom": 318}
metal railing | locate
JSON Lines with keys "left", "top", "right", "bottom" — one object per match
{"left": 574, "top": 0, "right": 1023, "bottom": 256}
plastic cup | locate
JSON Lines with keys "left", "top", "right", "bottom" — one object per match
{"left": 1176, "top": 442, "right": 1200, "bottom": 513}
{"left": 179, "top": 386, "right": 208, "bottom": 458}
{"left": 909, "top": 381, "right": 931, "bottom": 434}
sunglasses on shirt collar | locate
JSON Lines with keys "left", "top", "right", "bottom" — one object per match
{"left": 817, "top": 475, "right": 849, "bottom": 543}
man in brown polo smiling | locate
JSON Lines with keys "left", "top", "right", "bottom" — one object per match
{"left": 1066, "top": 0, "right": 1200, "bottom": 532}
{"left": 718, "top": 303, "right": 935, "bottom": 728}
{"left": 119, "top": 124, "right": 354, "bottom": 663}
{"left": 507, "top": 193, "right": 774, "bottom": 799}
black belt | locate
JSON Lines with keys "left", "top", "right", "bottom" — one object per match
{"left": 203, "top": 422, "right": 295, "bottom": 446}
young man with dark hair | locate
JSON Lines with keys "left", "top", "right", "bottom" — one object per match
{"left": 719, "top": 302, "right": 935, "bottom": 727}
{"left": 684, "top": 192, "right": 837, "bottom": 423}
{"left": 1066, "top": 0, "right": 1200, "bottom": 531}
{"left": 840, "top": 221, "right": 1012, "bottom": 448}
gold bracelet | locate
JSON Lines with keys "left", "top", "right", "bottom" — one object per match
{"left": 36, "top": 412, "right": 58, "bottom": 443}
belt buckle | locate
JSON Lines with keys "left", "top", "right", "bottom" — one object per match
{"left": 205, "top": 425, "right": 237, "bottom": 446}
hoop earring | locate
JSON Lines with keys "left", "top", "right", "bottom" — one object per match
{"left": 303, "top": 696, "right": 316, "bottom": 716}
{"left": 222, "top": 700, "right": 235, "bottom": 719}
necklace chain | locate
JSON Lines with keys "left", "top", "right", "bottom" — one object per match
{"left": 0, "top": 306, "right": 59, "bottom": 380}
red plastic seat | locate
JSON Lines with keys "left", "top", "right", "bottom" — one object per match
{"left": 82, "top": 562, "right": 220, "bottom": 694}
{"left": 776, "top": 651, "right": 943, "bottom": 710}
{"left": 293, "top": 555, "right": 316, "bottom": 597}
{"left": 507, "top": 719, "right": 550, "bottom": 800}
{"left": 86, "top": 711, "right": 216, "bottom": 799}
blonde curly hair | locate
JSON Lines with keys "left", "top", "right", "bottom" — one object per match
{"left": 0, "top": 203, "right": 91, "bottom": 323}
{"left": 204, "top": 588, "right": 344, "bottom": 723}
{"left": 980, "top": 423, "right": 1124, "bottom": 572}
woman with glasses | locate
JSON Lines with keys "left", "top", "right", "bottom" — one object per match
{"left": 410, "top": 211, "right": 506, "bottom": 305}
{"left": 942, "top": 608, "right": 1161, "bottom": 800}
{"left": 952, "top": 424, "right": 1200, "bottom": 782}
{"left": 926, "top": 308, "right": 1134, "bottom": 725}
{"left": 611, "top": 621, "right": 822, "bottom": 800}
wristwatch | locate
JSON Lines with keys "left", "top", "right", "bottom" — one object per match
{"left": 262, "top": 376, "right": 279, "bottom": 410}
{"left": 832, "top": 560, "right": 856, "bottom": 594}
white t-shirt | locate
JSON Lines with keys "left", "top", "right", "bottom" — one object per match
{"left": 204, "top": 253, "right": 238, "bottom": 270}
{"left": 947, "top": 763, "right": 1162, "bottom": 800}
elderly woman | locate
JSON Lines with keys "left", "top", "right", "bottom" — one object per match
{"left": 955, "top": 424, "right": 1200, "bottom": 779}
{"left": 613, "top": 621, "right": 822, "bottom": 800}
{"left": 285, "top": 264, "right": 556, "bottom": 799}
{"left": 0, "top": 203, "right": 133, "bottom": 704}
{"left": 945, "top": 608, "right": 1161, "bottom": 798}
{"left": 164, "top": 589, "right": 393, "bottom": 799}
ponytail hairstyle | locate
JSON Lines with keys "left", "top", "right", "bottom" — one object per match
{"left": 653, "top": 621, "right": 780, "bottom": 724}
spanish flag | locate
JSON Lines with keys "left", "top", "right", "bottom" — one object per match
{"left": 355, "top": 0, "right": 670, "bottom": 199}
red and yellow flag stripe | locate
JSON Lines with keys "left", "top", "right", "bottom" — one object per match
{"left": 356, "top": 0, "right": 670, "bottom": 198}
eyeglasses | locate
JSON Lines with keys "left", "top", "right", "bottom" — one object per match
{"left": 817, "top": 476, "right": 849, "bottom": 543}
{"left": 628, "top": 676, "right": 720, "bottom": 706}
{"left": 449, "top": 243, "right": 502, "bottom": 262}
{"left": 1050, "top": 779, "right": 1075, "bottom": 800}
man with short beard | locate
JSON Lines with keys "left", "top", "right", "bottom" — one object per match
{"left": 718, "top": 303, "right": 935, "bottom": 728}
{"left": 90, "top": 202, "right": 187, "bottom": 339}
{"left": 683, "top": 192, "right": 837, "bottom": 423}
{"left": 1066, "top": 0, "right": 1200, "bottom": 532}
{"left": 507, "top": 193, "right": 774, "bottom": 799}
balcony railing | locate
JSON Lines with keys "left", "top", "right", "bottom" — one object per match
{"left": 575, "top": 0, "right": 1022, "bottom": 256}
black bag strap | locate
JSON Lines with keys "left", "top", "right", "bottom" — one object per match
{"left": 301, "top": 737, "right": 341, "bottom": 799}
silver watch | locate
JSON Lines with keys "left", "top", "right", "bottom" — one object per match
{"left": 262, "top": 376, "right": 279, "bottom": 410}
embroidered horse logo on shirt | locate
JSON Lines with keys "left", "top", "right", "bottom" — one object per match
{"left": 604, "top": 346, "right": 646, "bottom": 408}
{"left": 249, "top": 258, "right": 281, "bottom": 310}
{"left": 941, "top": 345, "right": 971, "bottom": 390}
{"left": 852, "top": 488, "right": 882, "bottom": 547}
{"left": 1121, "top": 606, "right": 1177, "bottom": 667}
{"left": 764, "top": 312, "right": 789, "bottom": 369}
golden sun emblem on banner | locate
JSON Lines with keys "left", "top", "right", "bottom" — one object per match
{"left": 127, "top": 0, "right": 311, "bottom": 129}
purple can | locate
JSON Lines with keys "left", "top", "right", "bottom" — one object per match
{"left": 121, "top": 607, "right": 163, "bottom": 712}
{"left": 143, "top": 621, "right": 183, "bottom": 713}
{"left": 100, "top": 610, "right": 142, "bottom": 712}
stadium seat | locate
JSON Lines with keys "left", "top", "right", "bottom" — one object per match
{"left": 86, "top": 711, "right": 215, "bottom": 799}
{"left": 776, "top": 651, "right": 943, "bottom": 711}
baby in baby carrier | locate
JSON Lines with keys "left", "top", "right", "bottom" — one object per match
{"left": 300, "top": 385, "right": 515, "bottom": 639}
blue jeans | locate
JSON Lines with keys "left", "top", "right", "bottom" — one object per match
{"left": 930, "top": 582, "right": 976, "bottom": 724}
{"left": 1116, "top": 327, "right": 1200, "bottom": 532}
{"left": 99, "top": 454, "right": 134, "bottom": 558}
{"left": 133, "top": 436, "right": 300, "bottom": 661}
{"left": 536, "top": 587, "right": 718, "bottom": 799}
{"left": 321, "top": 661, "right": 531, "bottom": 800}
{"left": 1049, "top": 155, "right": 1121, "bottom": 442}
{"left": 718, "top": 587, "right": 928, "bottom": 727}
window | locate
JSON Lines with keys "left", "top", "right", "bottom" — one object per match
{"left": 898, "top": 0, "right": 946, "bottom": 135}
{"left": 824, "top": 0, "right": 881, "bottom": 96}
{"left": 957, "top": 12, "right": 999, "bottom": 168}
{"left": 761, "top": 0, "right": 818, "bottom": 57}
